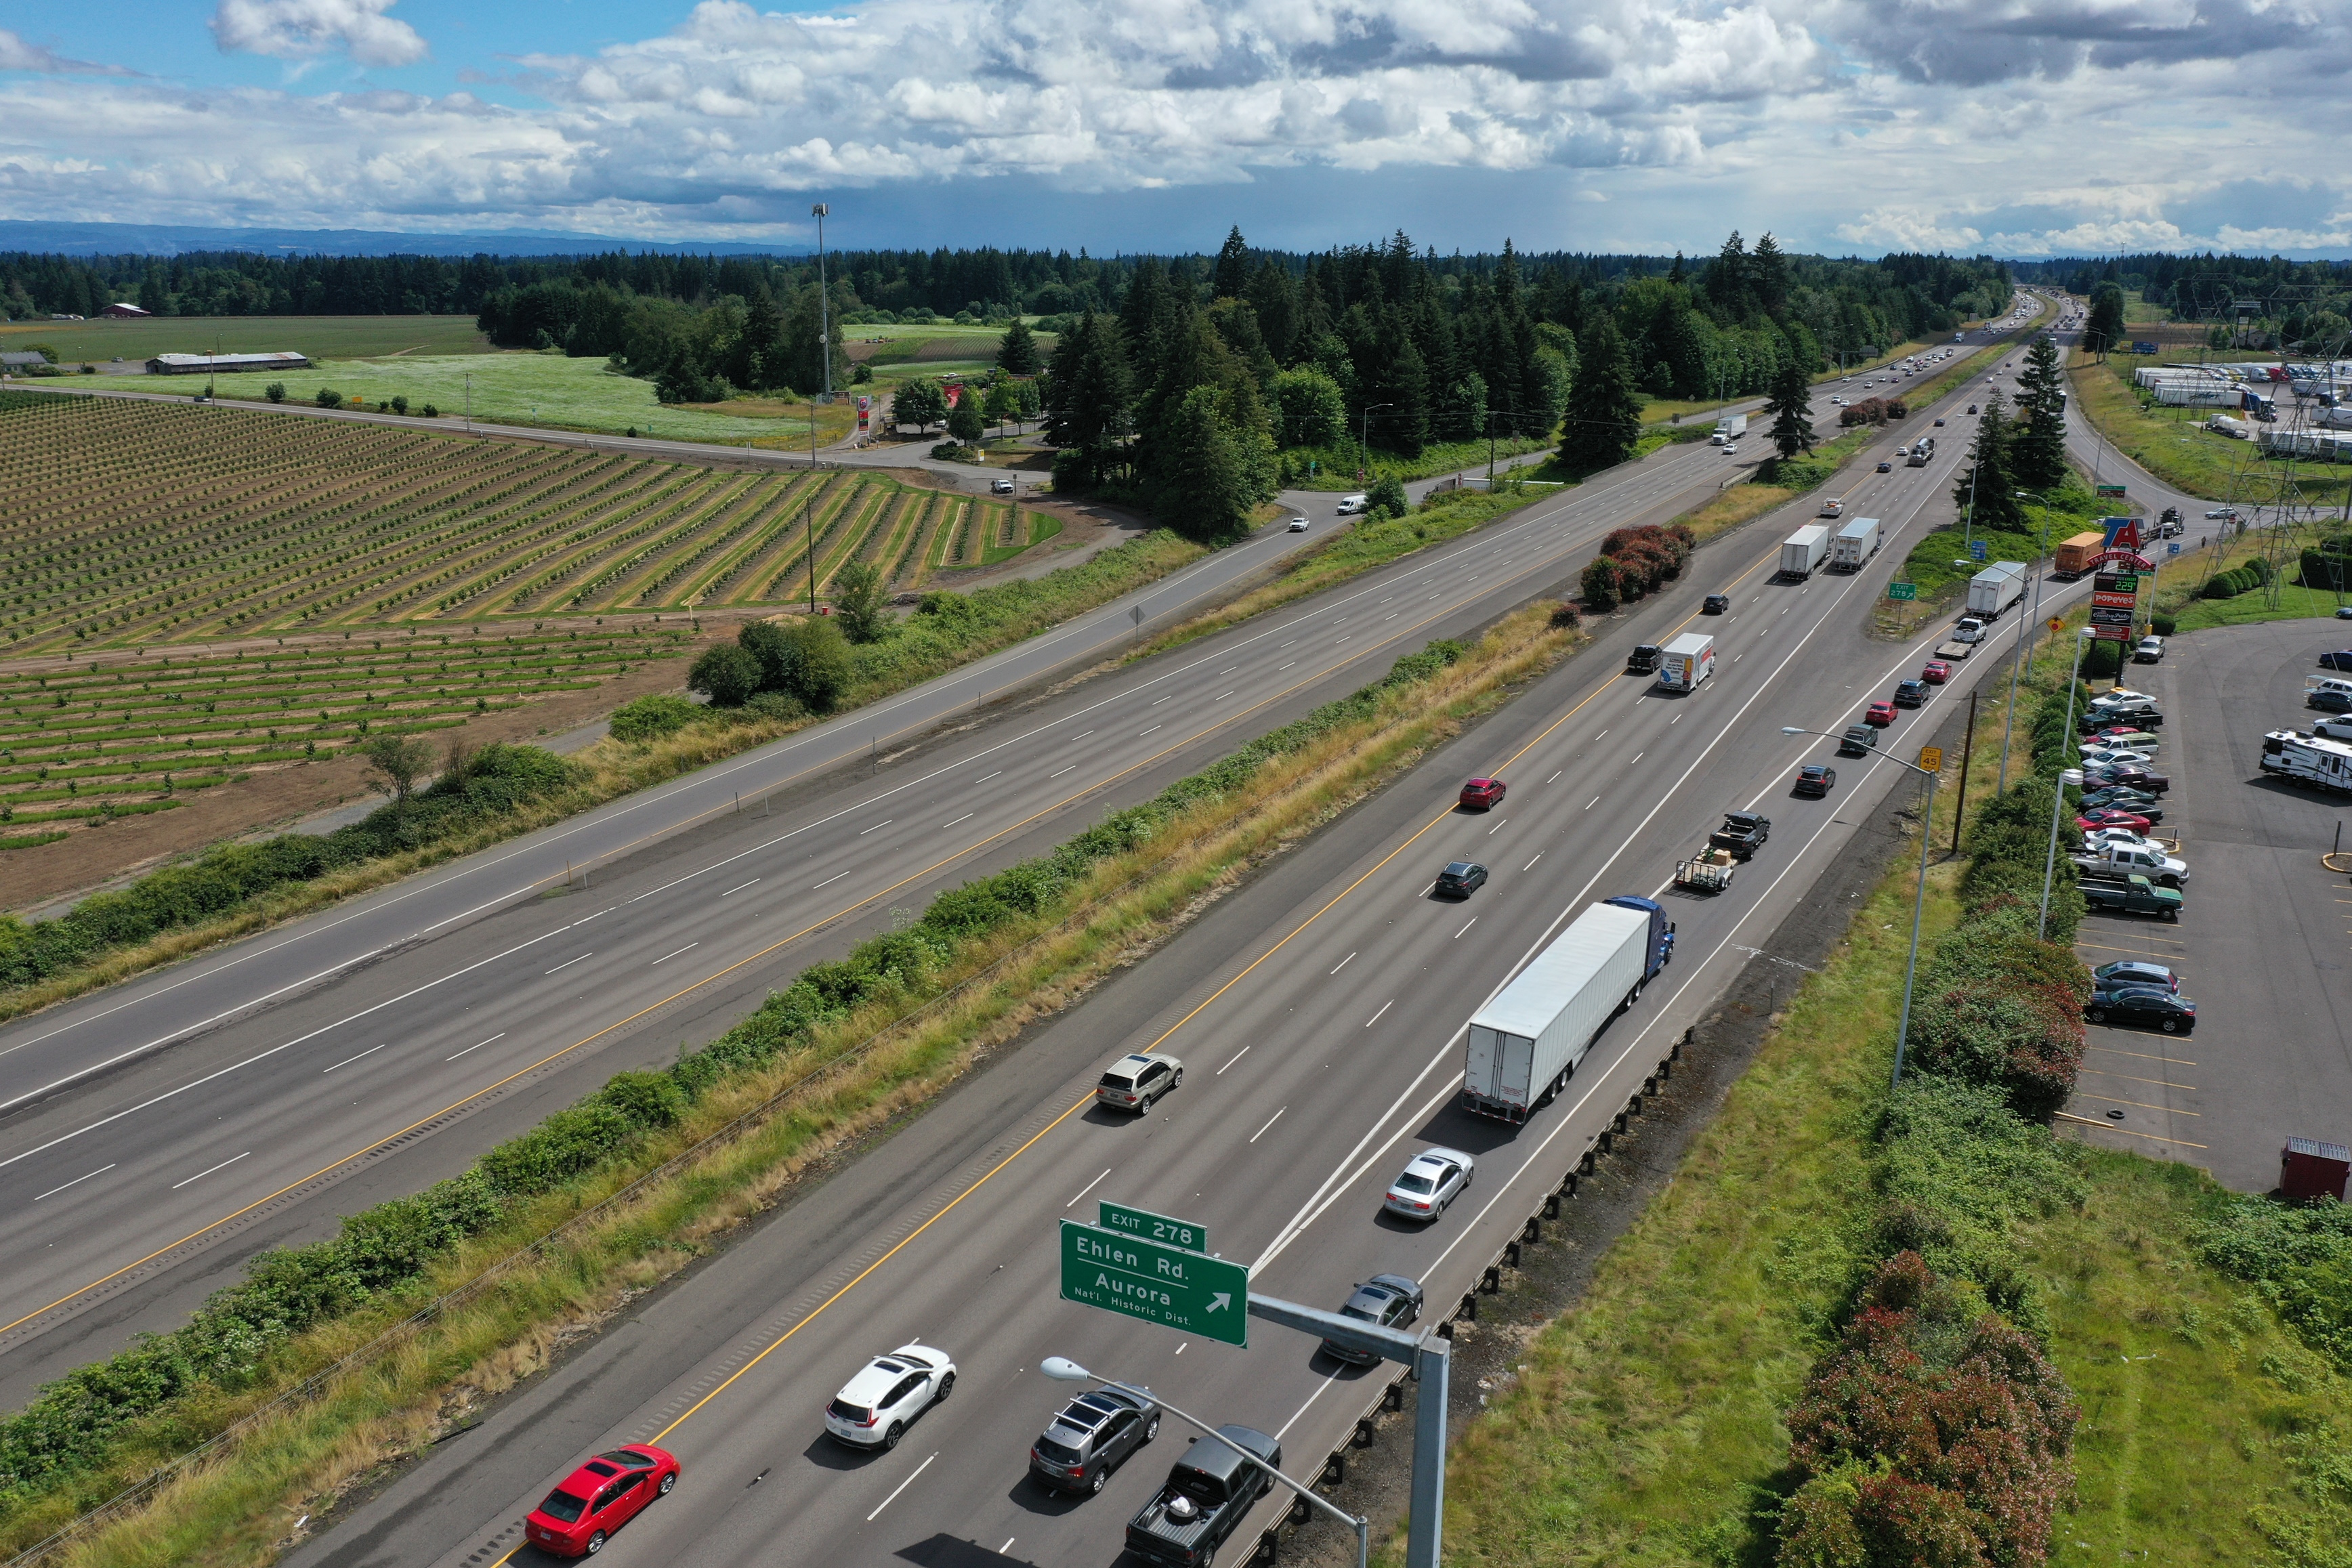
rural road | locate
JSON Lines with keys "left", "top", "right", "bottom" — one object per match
{"left": 275, "top": 299, "right": 2101, "bottom": 1568}
{"left": 0, "top": 371, "right": 1876, "bottom": 1405}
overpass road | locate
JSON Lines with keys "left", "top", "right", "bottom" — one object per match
{"left": 0, "top": 360, "right": 1995, "bottom": 1407}
{"left": 276, "top": 307, "right": 2088, "bottom": 1568}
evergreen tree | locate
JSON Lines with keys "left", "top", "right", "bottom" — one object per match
{"left": 732, "top": 284, "right": 786, "bottom": 389}
{"left": 1159, "top": 385, "right": 1254, "bottom": 543}
{"left": 1246, "top": 259, "right": 1300, "bottom": 364}
{"left": 996, "top": 316, "right": 1041, "bottom": 375}
{"left": 1952, "top": 392, "right": 2026, "bottom": 532}
{"left": 1706, "top": 232, "right": 1750, "bottom": 320}
{"left": 1211, "top": 226, "right": 1251, "bottom": 301}
{"left": 1751, "top": 232, "right": 1790, "bottom": 320}
{"left": 2083, "top": 284, "right": 2126, "bottom": 357}
{"left": 1763, "top": 336, "right": 1815, "bottom": 460}
{"left": 2009, "top": 332, "right": 2070, "bottom": 490}
{"left": 1040, "top": 308, "right": 1133, "bottom": 490}
{"left": 1557, "top": 314, "right": 1642, "bottom": 471}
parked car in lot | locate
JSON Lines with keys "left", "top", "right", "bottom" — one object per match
{"left": 2079, "top": 746, "right": 2157, "bottom": 769}
{"left": 2085, "top": 986, "right": 2196, "bottom": 1033}
{"left": 1458, "top": 777, "right": 1507, "bottom": 810}
{"left": 2337, "top": 606, "right": 2352, "bottom": 621}
{"left": 2079, "top": 786, "right": 2161, "bottom": 814}
{"left": 1032, "top": 1385, "right": 1161, "bottom": 1496}
{"left": 1702, "top": 593, "right": 1731, "bottom": 614}
{"left": 1839, "top": 723, "right": 1879, "bottom": 756}
{"left": 2072, "top": 765, "right": 2169, "bottom": 793}
{"left": 1864, "top": 700, "right": 1897, "bottom": 726}
{"left": 1893, "top": 679, "right": 1929, "bottom": 707}
{"left": 2316, "top": 715, "right": 2352, "bottom": 742}
{"left": 525, "top": 1447, "right": 680, "bottom": 1558}
{"left": 1384, "top": 1149, "right": 1473, "bottom": 1219}
{"left": 2133, "top": 636, "right": 2164, "bottom": 664}
{"left": 2093, "top": 958, "right": 2178, "bottom": 993}
{"left": 1433, "top": 861, "right": 1488, "bottom": 898}
{"left": 1320, "top": 1275, "right": 1425, "bottom": 1365}
{"left": 2082, "top": 826, "right": 2164, "bottom": 853}
{"left": 2078, "top": 807, "right": 2154, "bottom": 833}
{"left": 1792, "top": 763, "right": 1837, "bottom": 797}
{"left": 2309, "top": 687, "right": 2352, "bottom": 713}
{"left": 1097, "top": 1051, "right": 1183, "bottom": 1113}
{"left": 2078, "top": 873, "right": 2182, "bottom": 920}
{"left": 2084, "top": 726, "right": 2159, "bottom": 748}
{"left": 826, "top": 1347, "right": 956, "bottom": 1449}
{"left": 1920, "top": 660, "right": 1952, "bottom": 684}
{"left": 2318, "top": 651, "right": 2352, "bottom": 671}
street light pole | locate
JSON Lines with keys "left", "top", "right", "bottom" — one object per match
{"left": 2039, "top": 629, "right": 2093, "bottom": 939}
{"left": 1782, "top": 727, "right": 1938, "bottom": 1084}
{"left": 812, "top": 203, "right": 832, "bottom": 403}
{"left": 1359, "top": 402, "right": 1392, "bottom": 486}
{"left": 1042, "top": 1358, "right": 1368, "bottom": 1568}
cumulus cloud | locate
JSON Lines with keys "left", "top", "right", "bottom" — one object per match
{"left": 2, "top": 0, "right": 2347, "bottom": 253}
{"left": 210, "top": 0, "right": 429, "bottom": 68}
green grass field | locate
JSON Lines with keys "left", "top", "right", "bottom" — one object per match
{"left": 83, "top": 352, "right": 822, "bottom": 444}
{"left": 2072, "top": 348, "right": 2350, "bottom": 509}
{"left": 0, "top": 314, "right": 492, "bottom": 365}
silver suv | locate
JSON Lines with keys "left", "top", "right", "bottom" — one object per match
{"left": 1097, "top": 1051, "right": 1183, "bottom": 1112}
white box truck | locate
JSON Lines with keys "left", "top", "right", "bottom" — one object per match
{"left": 1710, "top": 414, "right": 1747, "bottom": 446}
{"left": 1462, "top": 898, "right": 1674, "bottom": 1122}
{"left": 1966, "top": 561, "right": 2029, "bottom": 618}
{"left": 1830, "top": 516, "right": 1881, "bottom": 571}
{"left": 1778, "top": 524, "right": 1831, "bottom": 579}
{"left": 1656, "top": 631, "right": 1715, "bottom": 692}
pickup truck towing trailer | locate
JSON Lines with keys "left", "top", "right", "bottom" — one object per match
{"left": 1708, "top": 811, "right": 1770, "bottom": 859}
{"left": 1463, "top": 897, "right": 1673, "bottom": 1122}
{"left": 2261, "top": 729, "right": 2352, "bottom": 794}
{"left": 1830, "top": 515, "right": 1881, "bottom": 570}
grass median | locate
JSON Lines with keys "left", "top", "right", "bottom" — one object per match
{"left": 1416, "top": 633, "right": 2351, "bottom": 1568}
{"left": 0, "top": 600, "right": 1587, "bottom": 1568}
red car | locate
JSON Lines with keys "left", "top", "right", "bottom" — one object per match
{"left": 1920, "top": 660, "right": 1952, "bottom": 684}
{"left": 2077, "top": 807, "right": 2153, "bottom": 833}
{"left": 1864, "top": 700, "right": 1897, "bottom": 727}
{"left": 525, "top": 1445, "right": 680, "bottom": 1556}
{"left": 1458, "top": 777, "right": 1507, "bottom": 809}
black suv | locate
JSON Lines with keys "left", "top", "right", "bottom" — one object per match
{"left": 1893, "top": 679, "right": 1929, "bottom": 707}
{"left": 1702, "top": 593, "right": 1731, "bottom": 614}
{"left": 1792, "top": 764, "right": 1836, "bottom": 797}
{"left": 1031, "top": 1386, "right": 1161, "bottom": 1496}
{"left": 1433, "top": 862, "right": 1488, "bottom": 898}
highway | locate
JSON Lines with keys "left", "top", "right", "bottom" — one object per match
{"left": 273, "top": 305, "right": 2084, "bottom": 1568}
{"left": 0, "top": 378, "right": 1878, "bottom": 1407}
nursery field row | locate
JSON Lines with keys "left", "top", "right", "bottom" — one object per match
{"left": 0, "top": 393, "right": 1024, "bottom": 655}
{"left": 0, "top": 627, "right": 695, "bottom": 848}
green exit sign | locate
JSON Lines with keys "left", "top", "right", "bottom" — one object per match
{"left": 1099, "top": 1201, "right": 1207, "bottom": 1254}
{"left": 1887, "top": 581, "right": 1918, "bottom": 601}
{"left": 1060, "top": 1221, "right": 1248, "bottom": 1346}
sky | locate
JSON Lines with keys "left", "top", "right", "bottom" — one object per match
{"left": 0, "top": 0, "right": 2345, "bottom": 259}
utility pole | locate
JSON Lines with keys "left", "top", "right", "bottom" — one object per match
{"left": 1952, "top": 690, "right": 1978, "bottom": 855}
{"left": 1359, "top": 402, "right": 1391, "bottom": 484}
{"left": 2039, "top": 631, "right": 2093, "bottom": 939}
{"left": 812, "top": 203, "right": 832, "bottom": 403}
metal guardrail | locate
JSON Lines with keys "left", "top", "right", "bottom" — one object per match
{"left": 1242, "top": 1028, "right": 1692, "bottom": 1565}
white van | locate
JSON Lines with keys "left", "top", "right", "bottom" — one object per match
{"left": 1335, "top": 492, "right": 1370, "bottom": 515}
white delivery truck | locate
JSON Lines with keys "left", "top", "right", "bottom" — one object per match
{"left": 1830, "top": 516, "right": 1881, "bottom": 571}
{"left": 1966, "top": 561, "right": 2029, "bottom": 619}
{"left": 1335, "top": 492, "right": 1370, "bottom": 515}
{"left": 1656, "top": 631, "right": 1716, "bottom": 692}
{"left": 1778, "top": 524, "right": 1831, "bottom": 579}
{"left": 1462, "top": 898, "right": 1674, "bottom": 1122}
{"left": 1710, "top": 414, "right": 1748, "bottom": 446}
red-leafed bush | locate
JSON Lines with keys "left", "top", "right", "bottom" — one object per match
{"left": 1779, "top": 1464, "right": 1990, "bottom": 1568}
{"left": 1782, "top": 1254, "right": 2078, "bottom": 1567}
{"left": 1903, "top": 981, "right": 2084, "bottom": 1120}
{"left": 1580, "top": 555, "right": 1621, "bottom": 611}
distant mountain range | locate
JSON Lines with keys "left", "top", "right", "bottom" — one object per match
{"left": 0, "top": 221, "right": 803, "bottom": 259}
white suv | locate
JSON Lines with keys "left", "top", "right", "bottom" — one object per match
{"left": 825, "top": 1346, "right": 957, "bottom": 1449}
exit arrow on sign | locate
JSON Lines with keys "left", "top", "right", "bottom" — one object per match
{"left": 1059, "top": 1220, "right": 1250, "bottom": 1346}
{"left": 1208, "top": 1292, "right": 1231, "bottom": 1313}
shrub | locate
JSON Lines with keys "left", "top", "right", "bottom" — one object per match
{"left": 687, "top": 644, "right": 763, "bottom": 706}
{"left": 1778, "top": 1462, "right": 1988, "bottom": 1568}
{"left": 314, "top": 388, "right": 343, "bottom": 409}
{"left": 744, "top": 690, "right": 805, "bottom": 721}
{"left": 2198, "top": 1194, "right": 2352, "bottom": 1370}
{"left": 1367, "top": 474, "right": 1409, "bottom": 520}
{"left": 1580, "top": 556, "right": 1620, "bottom": 611}
{"left": 1549, "top": 601, "right": 1582, "bottom": 629}
{"left": 608, "top": 693, "right": 700, "bottom": 744}
{"left": 740, "top": 615, "right": 853, "bottom": 711}
{"left": 264, "top": 381, "right": 286, "bottom": 403}
{"left": 421, "top": 402, "right": 439, "bottom": 418}
{"left": 1904, "top": 981, "right": 2084, "bottom": 1118}
{"left": 390, "top": 394, "right": 409, "bottom": 415}
{"left": 2149, "top": 611, "right": 2176, "bottom": 636}
{"left": 831, "top": 560, "right": 892, "bottom": 643}
{"left": 1783, "top": 1252, "right": 2078, "bottom": 1567}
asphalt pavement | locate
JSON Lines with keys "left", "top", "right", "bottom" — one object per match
{"left": 2063, "top": 620, "right": 2352, "bottom": 1189}
{"left": 271, "top": 303, "right": 2093, "bottom": 1568}
{"left": 0, "top": 382, "right": 1879, "bottom": 1406}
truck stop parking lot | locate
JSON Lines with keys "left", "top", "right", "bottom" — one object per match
{"left": 2063, "top": 620, "right": 2352, "bottom": 1190}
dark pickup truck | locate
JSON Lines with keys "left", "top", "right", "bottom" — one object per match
{"left": 2078, "top": 872, "right": 2182, "bottom": 922}
{"left": 1708, "top": 811, "right": 1771, "bottom": 860}
{"left": 1126, "top": 1425, "right": 1282, "bottom": 1568}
